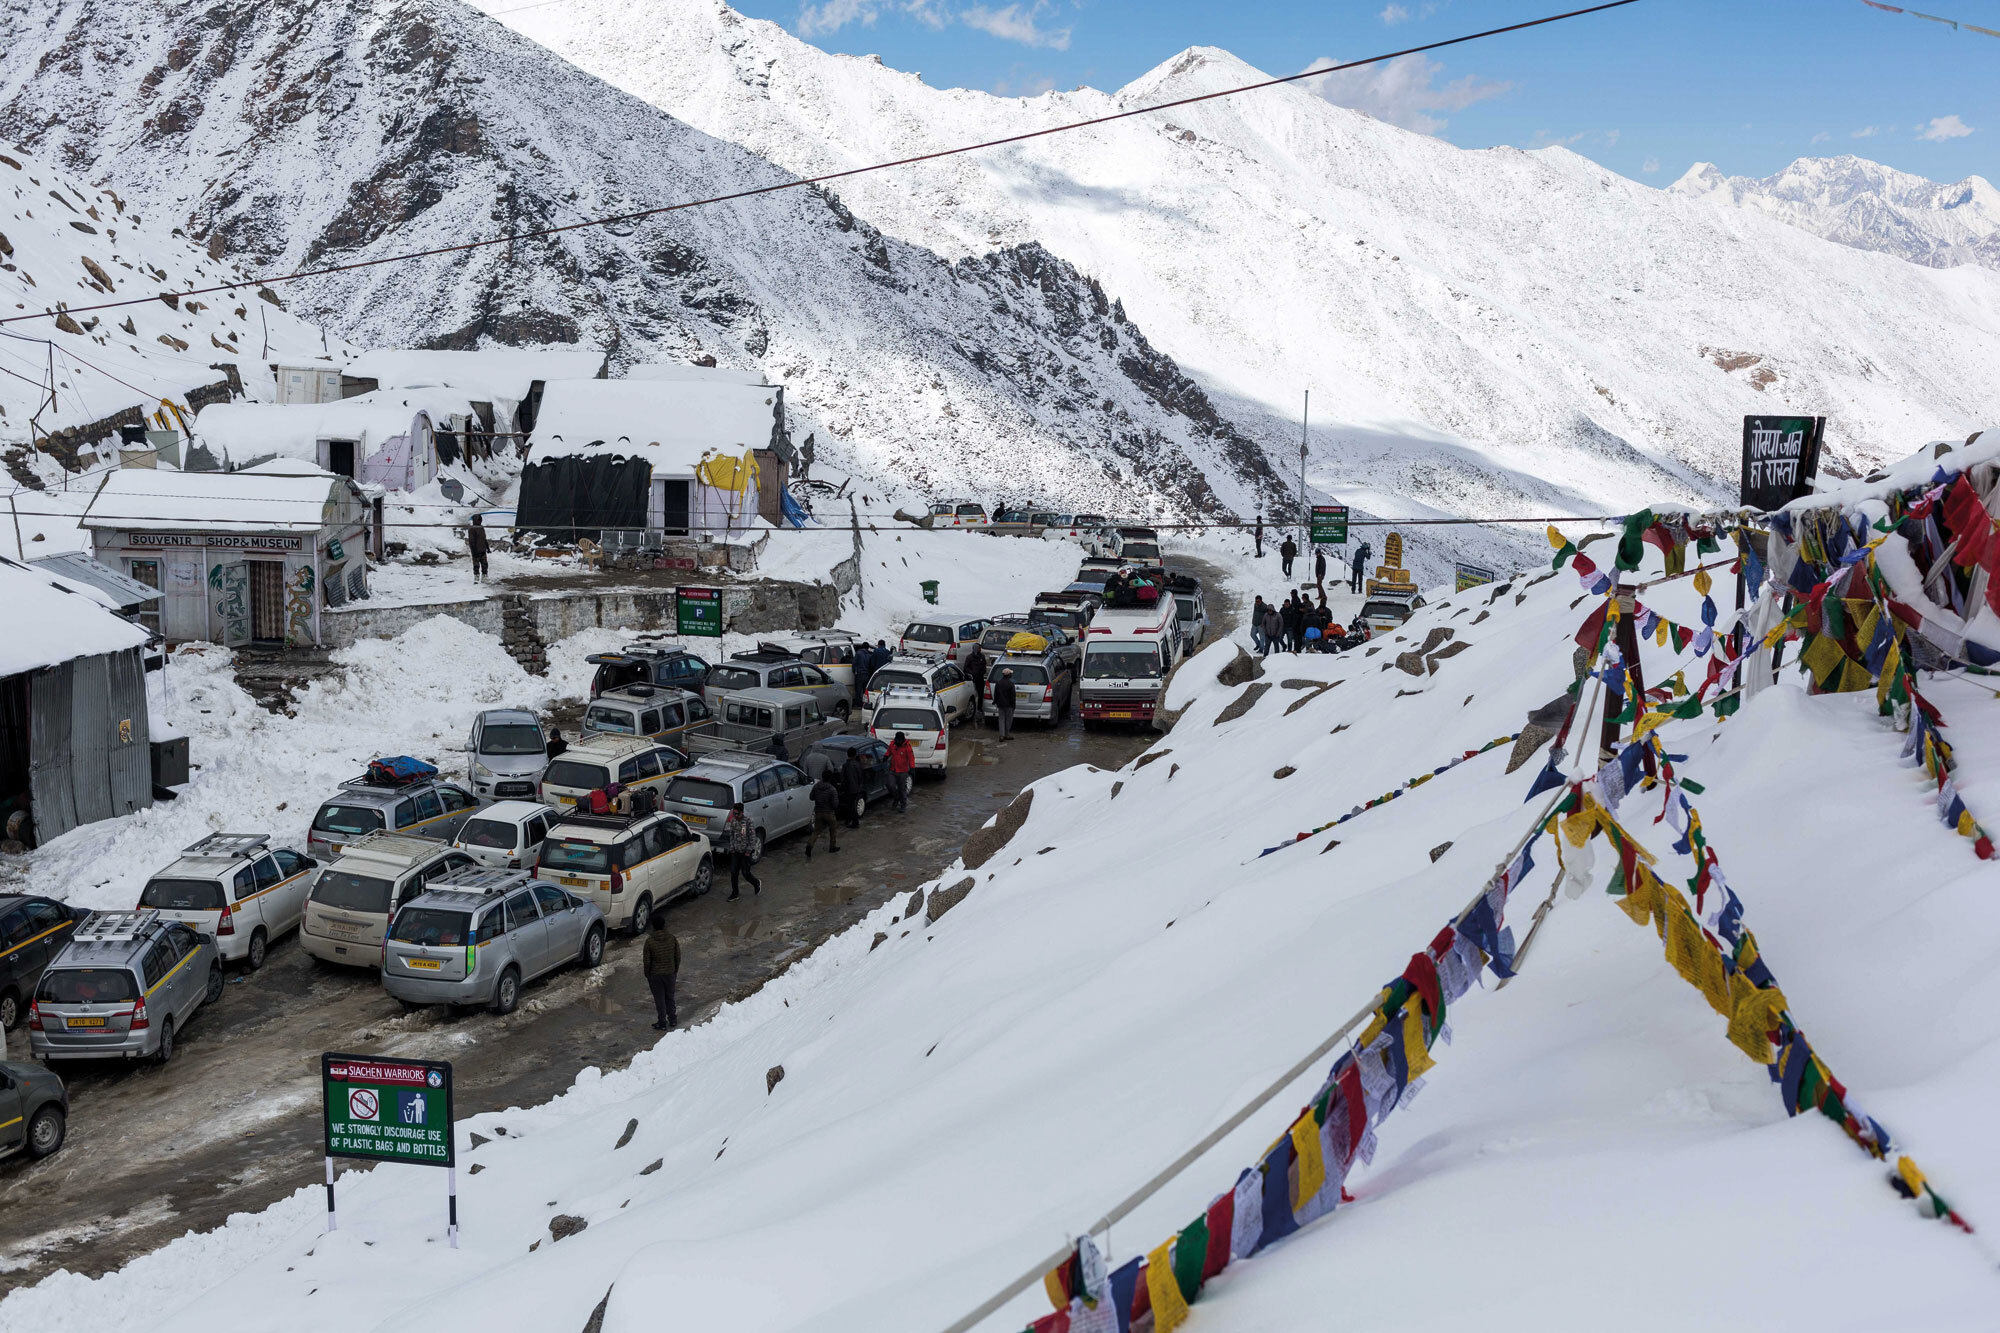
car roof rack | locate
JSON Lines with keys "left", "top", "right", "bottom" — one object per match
{"left": 429, "top": 866, "right": 536, "bottom": 895}
{"left": 180, "top": 832, "right": 271, "bottom": 860}
{"left": 71, "top": 909, "right": 161, "bottom": 945}
{"left": 696, "top": 748, "right": 778, "bottom": 768}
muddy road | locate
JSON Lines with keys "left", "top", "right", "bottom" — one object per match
{"left": 0, "top": 555, "right": 1238, "bottom": 1290}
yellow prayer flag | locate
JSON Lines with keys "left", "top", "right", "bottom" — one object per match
{"left": 1402, "top": 1004, "right": 1437, "bottom": 1082}
{"left": 1726, "top": 975, "right": 1788, "bottom": 1064}
{"left": 1897, "top": 1156, "right": 1929, "bottom": 1197}
{"left": 1693, "top": 568, "right": 1713, "bottom": 597}
{"left": 1290, "top": 1112, "right": 1327, "bottom": 1213}
{"left": 1547, "top": 525, "right": 1567, "bottom": 551}
{"left": 1615, "top": 865, "right": 1659, "bottom": 928}
{"left": 1655, "top": 617, "right": 1670, "bottom": 647}
{"left": 1147, "top": 1240, "right": 1191, "bottom": 1333}
{"left": 1876, "top": 638, "right": 1902, "bottom": 710}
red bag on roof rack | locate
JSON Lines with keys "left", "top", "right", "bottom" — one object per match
{"left": 366, "top": 755, "right": 439, "bottom": 787}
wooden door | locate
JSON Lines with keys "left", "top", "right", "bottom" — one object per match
{"left": 248, "top": 560, "right": 285, "bottom": 642}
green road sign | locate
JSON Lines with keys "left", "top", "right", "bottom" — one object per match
{"left": 323, "top": 1053, "right": 454, "bottom": 1167}
{"left": 676, "top": 586, "right": 724, "bottom": 638}
{"left": 1310, "top": 504, "right": 1349, "bottom": 545}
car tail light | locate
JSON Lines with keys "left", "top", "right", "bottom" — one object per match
{"left": 381, "top": 940, "right": 389, "bottom": 968}
{"left": 27, "top": 1001, "right": 43, "bottom": 1031}
{"left": 1041, "top": 687, "right": 1053, "bottom": 701}
{"left": 466, "top": 944, "right": 478, "bottom": 972}
{"left": 610, "top": 869, "right": 624, "bottom": 895}
{"left": 130, "top": 998, "right": 149, "bottom": 1031}
{"left": 217, "top": 903, "right": 236, "bottom": 936}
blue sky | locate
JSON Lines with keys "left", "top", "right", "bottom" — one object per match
{"left": 721, "top": 0, "right": 1999, "bottom": 183}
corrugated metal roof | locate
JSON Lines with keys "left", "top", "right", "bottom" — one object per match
{"left": 30, "top": 551, "right": 161, "bottom": 608}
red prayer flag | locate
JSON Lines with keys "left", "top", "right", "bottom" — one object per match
{"left": 1203, "top": 1193, "right": 1234, "bottom": 1279}
{"left": 1942, "top": 476, "right": 1992, "bottom": 568}
{"left": 1575, "top": 601, "right": 1610, "bottom": 652}
{"left": 1401, "top": 951, "right": 1442, "bottom": 1029}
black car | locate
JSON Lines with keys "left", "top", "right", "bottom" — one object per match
{"left": 0, "top": 1060, "right": 67, "bottom": 1161}
{"left": 0, "top": 895, "right": 88, "bottom": 1032}
{"left": 802, "top": 735, "right": 894, "bottom": 804}
{"left": 586, "top": 646, "right": 711, "bottom": 699}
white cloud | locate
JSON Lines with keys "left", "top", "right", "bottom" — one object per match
{"left": 1918, "top": 114, "right": 1974, "bottom": 142}
{"left": 797, "top": 0, "right": 881, "bottom": 37}
{"left": 1302, "top": 53, "right": 1510, "bottom": 136}
{"left": 1604, "top": 128, "right": 1620, "bottom": 147}
{"left": 992, "top": 70, "right": 1057, "bottom": 97}
{"left": 1530, "top": 129, "right": 1588, "bottom": 149}
{"left": 960, "top": 2, "right": 1071, "bottom": 49}
{"left": 1380, "top": 3, "right": 1411, "bottom": 22}
{"left": 1810, "top": 130, "right": 1830, "bottom": 145}
{"left": 1642, "top": 156, "right": 1660, "bottom": 174}
{"left": 1851, "top": 125, "right": 1879, "bottom": 139}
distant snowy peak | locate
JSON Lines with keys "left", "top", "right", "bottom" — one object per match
{"left": 1671, "top": 155, "right": 2000, "bottom": 271}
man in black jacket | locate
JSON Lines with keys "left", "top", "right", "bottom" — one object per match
{"left": 805, "top": 775, "right": 841, "bottom": 858}
{"left": 992, "top": 667, "right": 1018, "bottom": 742}
{"left": 840, "top": 749, "right": 868, "bottom": 828}
{"left": 642, "top": 914, "right": 680, "bottom": 1031}
{"left": 1279, "top": 534, "right": 1298, "bottom": 579}
{"left": 964, "top": 643, "right": 989, "bottom": 721}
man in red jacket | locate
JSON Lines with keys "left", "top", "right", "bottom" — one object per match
{"left": 887, "top": 731, "right": 916, "bottom": 813}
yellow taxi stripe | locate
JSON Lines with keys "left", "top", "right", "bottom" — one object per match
{"left": 0, "top": 1116, "right": 21, "bottom": 1133}
{"left": 0, "top": 919, "right": 72, "bottom": 961}
{"left": 232, "top": 869, "right": 311, "bottom": 907}
{"left": 145, "top": 948, "right": 199, "bottom": 998}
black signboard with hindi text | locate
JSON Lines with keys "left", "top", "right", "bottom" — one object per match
{"left": 1740, "top": 416, "right": 1825, "bottom": 512}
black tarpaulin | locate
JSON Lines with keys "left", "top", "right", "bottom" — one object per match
{"left": 516, "top": 453, "right": 652, "bottom": 543}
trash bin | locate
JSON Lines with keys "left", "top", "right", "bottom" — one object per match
{"left": 920, "top": 580, "right": 939, "bottom": 605}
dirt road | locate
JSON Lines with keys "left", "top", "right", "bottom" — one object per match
{"left": 0, "top": 555, "right": 1238, "bottom": 1289}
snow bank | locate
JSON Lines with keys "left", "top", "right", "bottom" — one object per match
{"left": 12, "top": 535, "right": 1993, "bottom": 1331}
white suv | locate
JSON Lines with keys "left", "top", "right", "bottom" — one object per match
{"left": 535, "top": 811, "right": 714, "bottom": 934}
{"left": 136, "top": 833, "right": 320, "bottom": 971}
{"left": 864, "top": 655, "right": 977, "bottom": 722}
{"left": 868, "top": 685, "right": 951, "bottom": 772}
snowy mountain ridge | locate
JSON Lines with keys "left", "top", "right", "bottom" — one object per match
{"left": 482, "top": 0, "right": 2000, "bottom": 521}
{"left": 1672, "top": 154, "right": 2000, "bottom": 272}
{"left": 0, "top": 0, "right": 1297, "bottom": 520}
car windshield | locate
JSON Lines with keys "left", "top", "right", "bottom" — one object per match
{"left": 1362, "top": 601, "right": 1412, "bottom": 621}
{"left": 1084, "top": 649, "right": 1162, "bottom": 680}
{"left": 707, "top": 666, "right": 761, "bottom": 693}
{"left": 954, "top": 505, "right": 983, "bottom": 517}
{"left": 38, "top": 968, "right": 138, "bottom": 1004}
{"left": 1072, "top": 569, "right": 1111, "bottom": 586}
{"left": 539, "top": 839, "right": 611, "bottom": 875}
{"left": 1123, "top": 543, "right": 1161, "bottom": 561}
{"left": 1036, "top": 609, "right": 1083, "bottom": 629}
{"left": 1176, "top": 596, "right": 1198, "bottom": 618}
{"left": 310, "top": 871, "right": 395, "bottom": 914}
{"left": 543, "top": 760, "right": 612, "bottom": 790}
{"left": 902, "top": 623, "right": 951, "bottom": 643}
{"left": 998, "top": 664, "right": 1048, "bottom": 685}
{"left": 872, "top": 671, "right": 927, "bottom": 692}
{"left": 479, "top": 724, "right": 543, "bottom": 755}
{"left": 458, "top": 818, "right": 519, "bottom": 850}
{"left": 584, "top": 704, "right": 638, "bottom": 735}
{"left": 390, "top": 908, "right": 473, "bottom": 946}
{"left": 874, "top": 707, "right": 943, "bottom": 731}
{"left": 1075, "top": 514, "right": 1105, "bottom": 525}
{"left": 139, "top": 878, "right": 225, "bottom": 911}
{"left": 665, "top": 777, "right": 735, "bottom": 808}
{"left": 313, "top": 803, "right": 384, "bottom": 836}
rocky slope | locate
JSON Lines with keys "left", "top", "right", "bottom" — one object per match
{"left": 0, "top": 0, "right": 1286, "bottom": 518}
{"left": 1672, "top": 155, "right": 2000, "bottom": 272}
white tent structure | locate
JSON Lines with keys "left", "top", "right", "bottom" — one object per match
{"left": 191, "top": 388, "right": 475, "bottom": 489}
{"left": 342, "top": 347, "right": 608, "bottom": 435}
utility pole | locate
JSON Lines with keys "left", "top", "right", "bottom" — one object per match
{"left": 1299, "top": 388, "right": 1309, "bottom": 553}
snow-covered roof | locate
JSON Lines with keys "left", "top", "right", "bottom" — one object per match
{"left": 525, "top": 378, "right": 782, "bottom": 473}
{"left": 623, "top": 363, "right": 770, "bottom": 387}
{"left": 29, "top": 550, "right": 161, "bottom": 609}
{"left": 81, "top": 464, "right": 356, "bottom": 533}
{"left": 345, "top": 348, "right": 607, "bottom": 402}
{"left": 0, "top": 555, "right": 149, "bottom": 676}
{"left": 191, "top": 389, "right": 471, "bottom": 464}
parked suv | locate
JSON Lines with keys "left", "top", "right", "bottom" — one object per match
{"left": 867, "top": 685, "right": 951, "bottom": 772}
{"left": 864, "top": 655, "right": 977, "bottom": 722}
{"left": 465, "top": 708, "right": 550, "bottom": 801}
{"left": 30, "top": 911, "right": 223, "bottom": 1064}
{"left": 0, "top": 895, "right": 89, "bottom": 1032}
{"left": 586, "top": 645, "right": 710, "bottom": 699}
{"left": 299, "top": 834, "right": 481, "bottom": 968}
{"left": 536, "top": 811, "right": 713, "bottom": 934}
{"left": 452, "top": 800, "right": 559, "bottom": 870}
{"left": 583, "top": 685, "right": 713, "bottom": 749}
{"left": 0, "top": 1059, "right": 67, "bottom": 1160}
{"left": 985, "top": 651, "right": 1077, "bottom": 726}
{"left": 658, "top": 752, "right": 815, "bottom": 861}
{"left": 381, "top": 870, "right": 607, "bottom": 1015}
{"left": 538, "top": 734, "right": 690, "bottom": 809}
{"left": 702, "top": 654, "right": 851, "bottom": 719}
{"left": 979, "top": 616, "right": 1082, "bottom": 670}
{"left": 800, "top": 735, "right": 894, "bottom": 808}
{"left": 308, "top": 771, "right": 480, "bottom": 859}
{"left": 897, "top": 614, "right": 989, "bottom": 665}
{"left": 136, "top": 833, "right": 319, "bottom": 971}
{"left": 752, "top": 632, "right": 860, "bottom": 688}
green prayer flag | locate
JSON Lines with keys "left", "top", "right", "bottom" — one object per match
{"left": 1616, "top": 509, "right": 1654, "bottom": 572}
{"left": 1172, "top": 1215, "right": 1210, "bottom": 1303}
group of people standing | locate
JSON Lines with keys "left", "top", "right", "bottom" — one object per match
{"left": 1252, "top": 591, "right": 1346, "bottom": 656}
{"left": 849, "top": 638, "right": 897, "bottom": 710}
{"left": 959, "top": 642, "right": 1018, "bottom": 741}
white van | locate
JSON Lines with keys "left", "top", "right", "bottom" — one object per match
{"left": 538, "top": 735, "right": 690, "bottom": 809}
{"left": 136, "top": 833, "right": 319, "bottom": 971}
{"left": 897, "top": 614, "right": 989, "bottom": 665}
{"left": 300, "top": 834, "right": 481, "bottom": 968}
{"left": 868, "top": 685, "right": 951, "bottom": 772}
{"left": 1078, "top": 598, "right": 1182, "bottom": 728}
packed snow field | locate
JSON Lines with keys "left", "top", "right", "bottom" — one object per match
{"left": 7, "top": 522, "right": 1993, "bottom": 1331}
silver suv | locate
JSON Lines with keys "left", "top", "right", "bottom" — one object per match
{"left": 307, "top": 772, "right": 481, "bottom": 859}
{"left": 465, "top": 708, "right": 550, "bottom": 802}
{"left": 380, "top": 870, "right": 607, "bottom": 1016}
{"left": 658, "top": 752, "right": 814, "bottom": 861}
{"left": 702, "top": 654, "right": 852, "bottom": 720}
{"left": 29, "top": 911, "right": 223, "bottom": 1065}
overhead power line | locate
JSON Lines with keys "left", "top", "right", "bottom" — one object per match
{"left": 0, "top": 0, "right": 1643, "bottom": 329}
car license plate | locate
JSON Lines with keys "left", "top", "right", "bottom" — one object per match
{"left": 557, "top": 794, "right": 577, "bottom": 806}
{"left": 406, "top": 958, "right": 442, "bottom": 971}
{"left": 560, "top": 875, "right": 587, "bottom": 887}
{"left": 66, "top": 1016, "right": 106, "bottom": 1028}
{"left": 1106, "top": 710, "right": 1135, "bottom": 719}
{"left": 684, "top": 814, "right": 707, "bottom": 825}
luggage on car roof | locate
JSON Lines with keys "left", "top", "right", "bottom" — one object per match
{"left": 1007, "top": 631, "right": 1048, "bottom": 653}
{"left": 367, "top": 755, "right": 438, "bottom": 786}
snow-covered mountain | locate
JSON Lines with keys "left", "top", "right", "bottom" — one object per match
{"left": 1672, "top": 156, "right": 2000, "bottom": 272}
{"left": 474, "top": 0, "right": 2000, "bottom": 517}
{"left": 0, "top": 139, "right": 340, "bottom": 485}
{"left": 0, "top": 0, "right": 1292, "bottom": 519}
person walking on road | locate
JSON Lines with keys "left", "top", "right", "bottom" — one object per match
{"left": 1350, "top": 542, "right": 1372, "bottom": 595}
{"left": 467, "top": 513, "right": 491, "bottom": 582}
{"left": 725, "top": 803, "right": 762, "bottom": 900}
{"left": 1259, "top": 601, "right": 1283, "bottom": 659}
{"left": 642, "top": 913, "right": 680, "bottom": 1031}
{"left": 805, "top": 775, "right": 841, "bottom": 858}
{"left": 964, "top": 642, "right": 989, "bottom": 721}
{"left": 1251, "top": 596, "right": 1270, "bottom": 655}
{"left": 840, "top": 748, "right": 868, "bottom": 828}
{"left": 1253, "top": 512, "right": 1264, "bottom": 559}
{"left": 992, "top": 667, "right": 1018, "bottom": 741}
{"left": 1279, "top": 534, "right": 1298, "bottom": 579}
{"left": 1314, "top": 546, "right": 1327, "bottom": 596}
{"left": 888, "top": 731, "right": 916, "bottom": 812}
